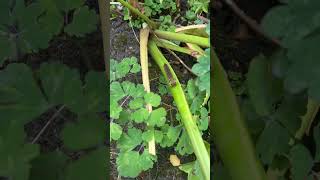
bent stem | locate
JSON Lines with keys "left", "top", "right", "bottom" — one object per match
{"left": 154, "top": 30, "right": 210, "bottom": 48}
{"left": 152, "top": 38, "right": 196, "bottom": 57}
{"left": 148, "top": 40, "right": 210, "bottom": 180}
{"left": 212, "top": 49, "right": 267, "bottom": 180}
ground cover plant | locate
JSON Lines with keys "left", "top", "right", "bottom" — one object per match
{"left": 213, "top": 0, "right": 320, "bottom": 179}
{"left": 109, "top": 0, "right": 210, "bottom": 179}
{"left": 0, "top": 0, "right": 107, "bottom": 179}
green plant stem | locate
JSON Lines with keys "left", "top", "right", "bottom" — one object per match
{"left": 175, "top": 24, "right": 208, "bottom": 38}
{"left": 116, "top": 0, "right": 158, "bottom": 29}
{"left": 152, "top": 38, "right": 195, "bottom": 56}
{"left": 148, "top": 40, "right": 210, "bottom": 180}
{"left": 154, "top": 30, "right": 210, "bottom": 48}
{"left": 98, "top": 0, "right": 109, "bottom": 78}
{"left": 212, "top": 49, "right": 267, "bottom": 180}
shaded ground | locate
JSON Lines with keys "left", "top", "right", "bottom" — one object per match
{"left": 212, "top": 0, "right": 277, "bottom": 73}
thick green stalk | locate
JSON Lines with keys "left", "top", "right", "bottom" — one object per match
{"left": 152, "top": 38, "right": 195, "bottom": 56}
{"left": 212, "top": 49, "right": 267, "bottom": 180}
{"left": 154, "top": 30, "right": 210, "bottom": 48}
{"left": 149, "top": 40, "right": 210, "bottom": 180}
{"left": 116, "top": 0, "right": 158, "bottom": 29}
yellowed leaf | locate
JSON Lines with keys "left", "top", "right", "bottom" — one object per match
{"left": 169, "top": 154, "right": 181, "bottom": 166}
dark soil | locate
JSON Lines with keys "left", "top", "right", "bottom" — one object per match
{"left": 212, "top": 0, "right": 277, "bottom": 73}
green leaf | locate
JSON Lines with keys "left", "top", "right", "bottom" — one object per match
{"left": 116, "top": 150, "right": 155, "bottom": 178}
{"left": 38, "top": 11, "right": 63, "bottom": 36}
{"left": 0, "top": 1, "right": 12, "bottom": 25}
{"left": 118, "top": 110, "right": 131, "bottom": 124}
{"left": 176, "top": 129, "right": 193, "bottom": 155}
{"left": 273, "top": 94, "right": 307, "bottom": 134}
{"left": 131, "top": 63, "right": 141, "bottom": 73}
{"left": 196, "top": 71, "right": 210, "bottom": 93}
{"left": 110, "top": 82, "right": 125, "bottom": 101}
{"left": 39, "top": 63, "right": 106, "bottom": 114}
{"left": 144, "top": 92, "right": 161, "bottom": 107}
{"left": 187, "top": 79, "right": 197, "bottom": 99}
{"left": 65, "top": 6, "right": 98, "bottom": 37}
{"left": 247, "top": 55, "right": 283, "bottom": 116}
{"left": 61, "top": 114, "right": 106, "bottom": 150}
{"left": 139, "top": 150, "right": 156, "bottom": 170}
{"left": 38, "top": 63, "right": 82, "bottom": 108}
{"left": 132, "top": 84, "right": 146, "bottom": 98}
{"left": 116, "top": 151, "right": 142, "bottom": 177}
{"left": 158, "top": 84, "right": 168, "bottom": 95}
{"left": 198, "top": 107, "right": 209, "bottom": 131}
{"left": 0, "top": 2, "right": 53, "bottom": 62}
{"left": 55, "top": 0, "right": 86, "bottom": 12}
{"left": 262, "top": 0, "right": 320, "bottom": 47}
{"left": 256, "top": 121, "right": 291, "bottom": 165}
{"left": 14, "top": 3, "right": 52, "bottom": 53}
{"left": 0, "top": 36, "right": 14, "bottom": 66}
{"left": 129, "top": 98, "right": 144, "bottom": 109}
{"left": 142, "top": 129, "right": 154, "bottom": 142}
{"left": 0, "top": 64, "right": 49, "bottom": 123}
{"left": 192, "top": 50, "right": 210, "bottom": 76}
{"left": 65, "top": 148, "right": 107, "bottom": 180}
{"left": 121, "top": 81, "right": 138, "bottom": 97}
{"left": 111, "top": 123, "right": 123, "bottom": 141}
{"left": 131, "top": 108, "right": 149, "bottom": 123}
{"left": 116, "top": 60, "right": 131, "bottom": 79}
{"left": 117, "top": 128, "right": 142, "bottom": 152}
{"left": 190, "top": 92, "right": 206, "bottom": 114}
{"left": 30, "top": 151, "right": 68, "bottom": 180}
{"left": 111, "top": 57, "right": 141, "bottom": 81}
{"left": 0, "top": 120, "right": 39, "bottom": 180}
{"left": 110, "top": 101, "right": 122, "bottom": 119}
{"left": 289, "top": 144, "right": 313, "bottom": 180}
{"left": 262, "top": 2, "right": 320, "bottom": 103}
{"left": 284, "top": 35, "right": 320, "bottom": 102}
{"left": 154, "top": 130, "right": 163, "bottom": 143}
{"left": 82, "top": 71, "right": 107, "bottom": 113}
{"left": 160, "top": 125, "right": 182, "bottom": 147}
{"left": 313, "top": 124, "right": 320, "bottom": 161}
{"left": 148, "top": 107, "right": 167, "bottom": 127}
{"left": 179, "top": 161, "right": 194, "bottom": 174}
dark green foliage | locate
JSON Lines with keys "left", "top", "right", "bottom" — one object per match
{"left": 214, "top": 0, "right": 320, "bottom": 179}
{"left": 262, "top": 0, "right": 320, "bottom": 102}
{"left": 110, "top": 56, "right": 209, "bottom": 177}
{"left": 191, "top": 48, "right": 210, "bottom": 95}
{"left": 0, "top": 1, "right": 104, "bottom": 179}
{"left": 0, "top": 63, "right": 106, "bottom": 179}
{"left": 185, "top": 0, "right": 209, "bottom": 20}
{"left": 0, "top": 0, "right": 98, "bottom": 65}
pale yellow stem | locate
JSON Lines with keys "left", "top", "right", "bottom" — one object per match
{"left": 140, "top": 26, "right": 156, "bottom": 155}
